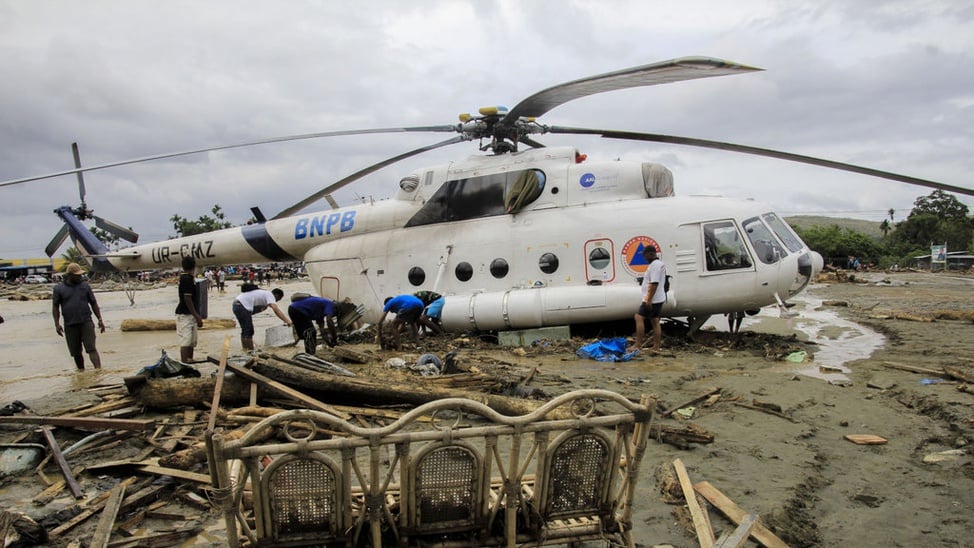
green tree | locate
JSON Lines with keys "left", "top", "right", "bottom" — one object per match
{"left": 888, "top": 190, "right": 973, "bottom": 255}
{"left": 792, "top": 224, "right": 882, "bottom": 264}
{"left": 60, "top": 247, "right": 87, "bottom": 269}
{"left": 170, "top": 204, "right": 233, "bottom": 238}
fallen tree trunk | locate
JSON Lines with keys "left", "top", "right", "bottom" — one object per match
{"left": 158, "top": 425, "right": 272, "bottom": 470}
{"left": 120, "top": 318, "right": 237, "bottom": 332}
{"left": 130, "top": 376, "right": 253, "bottom": 409}
{"left": 252, "top": 358, "right": 562, "bottom": 418}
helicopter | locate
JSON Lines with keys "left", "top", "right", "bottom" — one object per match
{"left": 4, "top": 56, "right": 973, "bottom": 334}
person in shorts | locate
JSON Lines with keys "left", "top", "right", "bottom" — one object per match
{"left": 52, "top": 263, "right": 104, "bottom": 370}
{"left": 232, "top": 287, "right": 291, "bottom": 352}
{"left": 629, "top": 247, "right": 667, "bottom": 353}
{"left": 175, "top": 256, "right": 205, "bottom": 362}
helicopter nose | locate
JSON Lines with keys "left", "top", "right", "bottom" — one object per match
{"left": 810, "top": 250, "right": 824, "bottom": 277}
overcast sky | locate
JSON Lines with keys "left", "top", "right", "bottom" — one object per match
{"left": 2, "top": 0, "right": 973, "bottom": 259}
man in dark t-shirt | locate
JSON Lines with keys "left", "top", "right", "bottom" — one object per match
{"left": 175, "top": 256, "right": 204, "bottom": 362}
{"left": 287, "top": 296, "right": 339, "bottom": 354}
{"left": 52, "top": 263, "right": 104, "bottom": 370}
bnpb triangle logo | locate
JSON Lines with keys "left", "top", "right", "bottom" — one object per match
{"left": 621, "top": 236, "right": 661, "bottom": 276}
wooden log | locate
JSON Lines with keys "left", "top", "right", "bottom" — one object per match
{"left": 942, "top": 366, "right": 974, "bottom": 384}
{"left": 119, "top": 318, "right": 237, "bottom": 331}
{"left": 225, "top": 361, "right": 350, "bottom": 419}
{"left": 958, "top": 384, "right": 974, "bottom": 395}
{"left": 693, "top": 481, "right": 788, "bottom": 548}
{"left": 0, "top": 416, "right": 155, "bottom": 431}
{"left": 89, "top": 483, "right": 126, "bottom": 548}
{"left": 131, "top": 375, "right": 253, "bottom": 409}
{"left": 883, "top": 361, "right": 946, "bottom": 376}
{"left": 252, "top": 357, "right": 563, "bottom": 418}
{"left": 672, "top": 459, "right": 714, "bottom": 548}
{"left": 158, "top": 425, "right": 271, "bottom": 470}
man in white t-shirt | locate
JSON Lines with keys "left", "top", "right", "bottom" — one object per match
{"left": 232, "top": 287, "right": 291, "bottom": 351}
{"left": 629, "top": 247, "right": 666, "bottom": 353}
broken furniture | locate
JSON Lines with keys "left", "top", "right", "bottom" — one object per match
{"left": 211, "top": 388, "right": 655, "bottom": 547}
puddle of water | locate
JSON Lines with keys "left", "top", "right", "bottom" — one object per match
{"left": 712, "top": 287, "right": 885, "bottom": 382}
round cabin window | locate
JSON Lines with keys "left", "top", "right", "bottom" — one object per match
{"left": 455, "top": 262, "right": 473, "bottom": 282}
{"left": 539, "top": 253, "right": 559, "bottom": 274}
{"left": 490, "top": 258, "right": 509, "bottom": 279}
{"left": 407, "top": 267, "right": 425, "bottom": 286}
{"left": 588, "top": 247, "right": 611, "bottom": 270}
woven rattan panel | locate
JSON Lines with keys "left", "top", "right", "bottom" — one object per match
{"left": 548, "top": 435, "right": 608, "bottom": 516}
{"left": 271, "top": 458, "right": 337, "bottom": 535}
{"left": 417, "top": 446, "right": 477, "bottom": 526}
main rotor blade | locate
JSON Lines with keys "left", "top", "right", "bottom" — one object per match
{"left": 502, "top": 57, "right": 760, "bottom": 125}
{"left": 45, "top": 224, "right": 70, "bottom": 257}
{"left": 0, "top": 125, "right": 459, "bottom": 189}
{"left": 548, "top": 126, "right": 974, "bottom": 197}
{"left": 72, "top": 142, "right": 86, "bottom": 204}
{"left": 94, "top": 215, "right": 139, "bottom": 243}
{"left": 273, "top": 135, "right": 467, "bottom": 219}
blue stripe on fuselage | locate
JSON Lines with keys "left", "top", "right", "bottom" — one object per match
{"left": 242, "top": 224, "right": 298, "bottom": 262}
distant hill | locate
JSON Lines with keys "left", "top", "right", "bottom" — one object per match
{"left": 785, "top": 215, "right": 884, "bottom": 239}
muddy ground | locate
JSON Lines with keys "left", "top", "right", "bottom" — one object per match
{"left": 1, "top": 271, "right": 972, "bottom": 547}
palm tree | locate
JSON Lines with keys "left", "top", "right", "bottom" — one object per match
{"left": 60, "top": 247, "right": 87, "bottom": 271}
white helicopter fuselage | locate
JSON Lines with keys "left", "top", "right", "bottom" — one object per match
{"left": 105, "top": 146, "right": 822, "bottom": 330}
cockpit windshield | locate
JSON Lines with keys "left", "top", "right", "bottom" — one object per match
{"left": 762, "top": 212, "right": 804, "bottom": 253}
{"left": 742, "top": 216, "right": 787, "bottom": 265}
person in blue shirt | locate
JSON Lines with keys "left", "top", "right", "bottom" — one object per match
{"left": 378, "top": 294, "right": 426, "bottom": 350}
{"left": 287, "top": 296, "right": 339, "bottom": 354}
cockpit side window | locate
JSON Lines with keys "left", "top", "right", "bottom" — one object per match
{"left": 742, "top": 216, "right": 787, "bottom": 265}
{"left": 703, "top": 221, "right": 752, "bottom": 271}
{"left": 405, "top": 169, "right": 546, "bottom": 227}
{"left": 762, "top": 212, "right": 804, "bottom": 253}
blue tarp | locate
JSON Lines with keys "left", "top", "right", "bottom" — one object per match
{"left": 576, "top": 337, "right": 638, "bottom": 362}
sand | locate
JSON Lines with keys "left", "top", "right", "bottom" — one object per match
{"left": 1, "top": 271, "right": 972, "bottom": 547}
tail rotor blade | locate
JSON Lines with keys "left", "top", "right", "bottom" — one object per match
{"left": 45, "top": 224, "right": 70, "bottom": 257}
{"left": 94, "top": 215, "right": 139, "bottom": 243}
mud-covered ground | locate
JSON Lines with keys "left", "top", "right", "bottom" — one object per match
{"left": 1, "top": 271, "right": 972, "bottom": 547}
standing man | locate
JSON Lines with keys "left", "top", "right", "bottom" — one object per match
{"left": 630, "top": 247, "right": 667, "bottom": 353}
{"left": 233, "top": 287, "right": 291, "bottom": 352}
{"left": 175, "top": 256, "right": 204, "bottom": 363}
{"left": 377, "top": 294, "right": 427, "bottom": 350}
{"left": 287, "top": 296, "right": 339, "bottom": 353}
{"left": 52, "top": 263, "right": 104, "bottom": 370}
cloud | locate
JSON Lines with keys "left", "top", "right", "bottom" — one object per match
{"left": 1, "top": 0, "right": 972, "bottom": 260}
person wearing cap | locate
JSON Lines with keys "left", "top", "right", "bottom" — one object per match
{"left": 52, "top": 263, "right": 104, "bottom": 370}
{"left": 175, "top": 256, "right": 205, "bottom": 362}
{"left": 629, "top": 247, "right": 667, "bottom": 354}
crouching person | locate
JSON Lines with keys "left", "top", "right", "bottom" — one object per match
{"left": 287, "top": 296, "right": 339, "bottom": 354}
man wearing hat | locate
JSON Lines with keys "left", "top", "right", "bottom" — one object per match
{"left": 52, "top": 263, "right": 105, "bottom": 370}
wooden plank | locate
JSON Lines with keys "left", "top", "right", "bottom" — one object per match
{"left": 40, "top": 427, "right": 83, "bottom": 499}
{"left": 714, "top": 514, "right": 758, "bottom": 548}
{"left": 32, "top": 466, "right": 85, "bottom": 506}
{"left": 693, "top": 481, "right": 788, "bottom": 548}
{"left": 225, "top": 360, "right": 349, "bottom": 419}
{"left": 672, "top": 459, "right": 714, "bottom": 548}
{"left": 89, "top": 483, "right": 127, "bottom": 548}
{"left": 844, "top": 434, "right": 888, "bottom": 445}
{"left": 0, "top": 416, "right": 155, "bottom": 431}
{"left": 64, "top": 397, "right": 137, "bottom": 417}
{"left": 133, "top": 464, "right": 211, "bottom": 484}
{"left": 205, "top": 336, "right": 232, "bottom": 485}
{"left": 158, "top": 410, "right": 199, "bottom": 453}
